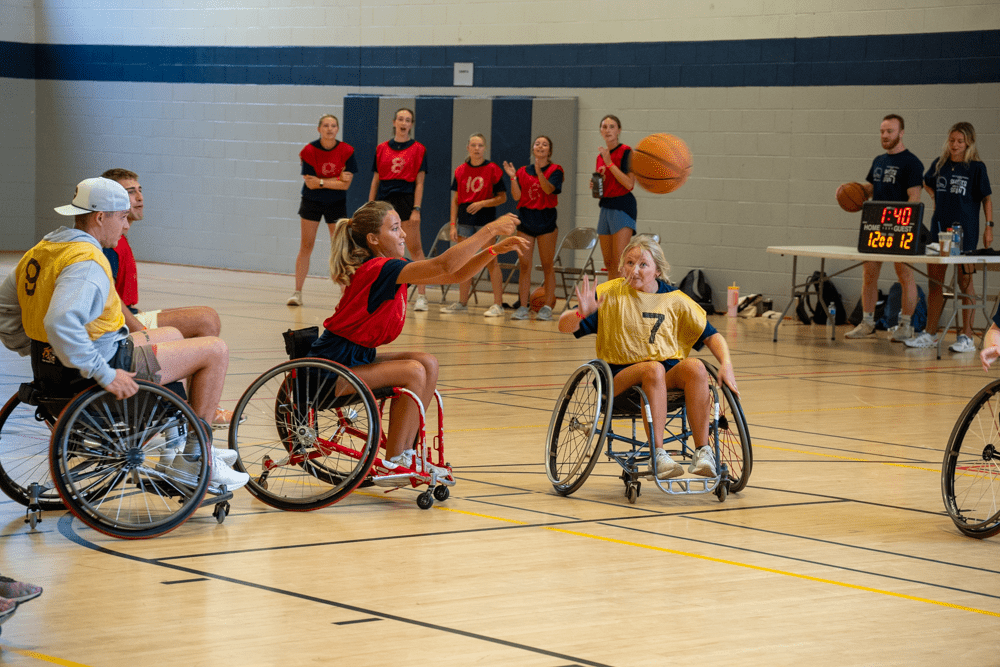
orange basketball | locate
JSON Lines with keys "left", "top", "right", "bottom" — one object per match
{"left": 631, "top": 133, "right": 692, "bottom": 194}
{"left": 836, "top": 182, "right": 867, "bottom": 213}
{"left": 529, "top": 287, "right": 546, "bottom": 312}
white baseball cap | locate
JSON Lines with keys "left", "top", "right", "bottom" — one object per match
{"left": 54, "top": 177, "right": 130, "bottom": 216}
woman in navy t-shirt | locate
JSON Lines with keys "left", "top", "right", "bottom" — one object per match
{"left": 909, "top": 122, "right": 993, "bottom": 353}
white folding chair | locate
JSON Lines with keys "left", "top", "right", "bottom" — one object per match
{"left": 409, "top": 223, "right": 453, "bottom": 303}
{"left": 548, "top": 227, "right": 599, "bottom": 311}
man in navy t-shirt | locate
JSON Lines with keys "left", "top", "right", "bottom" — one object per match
{"left": 845, "top": 114, "right": 924, "bottom": 342}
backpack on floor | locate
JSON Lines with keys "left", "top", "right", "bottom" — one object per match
{"left": 878, "top": 282, "right": 927, "bottom": 333}
{"left": 679, "top": 269, "right": 716, "bottom": 314}
{"left": 796, "top": 271, "right": 847, "bottom": 325}
{"left": 848, "top": 290, "right": 887, "bottom": 327}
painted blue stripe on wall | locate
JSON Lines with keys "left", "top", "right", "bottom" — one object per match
{"left": 2, "top": 31, "right": 997, "bottom": 87}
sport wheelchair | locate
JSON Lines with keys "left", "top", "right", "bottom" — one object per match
{"left": 942, "top": 378, "right": 1000, "bottom": 539}
{"left": 545, "top": 359, "right": 751, "bottom": 503}
{"left": 0, "top": 342, "right": 231, "bottom": 538}
{"left": 226, "top": 328, "right": 455, "bottom": 511}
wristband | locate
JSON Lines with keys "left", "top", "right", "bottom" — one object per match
{"left": 574, "top": 311, "right": 584, "bottom": 319}
{"left": 450, "top": 222, "right": 456, "bottom": 226}
{"left": 319, "top": 179, "right": 324, "bottom": 187}
{"left": 988, "top": 221, "right": 995, "bottom": 228}
{"left": 412, "top": 206, "right": 421, "bottom": 212}
{"left": 487, "top": 246, "right": 497, "bottom": 256}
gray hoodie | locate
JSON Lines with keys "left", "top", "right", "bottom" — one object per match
{"left": 0, "top": 226, "right": 128, "bottom": 387}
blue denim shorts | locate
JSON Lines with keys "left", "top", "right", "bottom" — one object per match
{"left": 597, "top": 208, "right": 637, "bottom": 235}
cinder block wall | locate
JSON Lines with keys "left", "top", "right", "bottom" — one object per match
{"left": 2, "top": 1, "right": 997, "bottom": 310}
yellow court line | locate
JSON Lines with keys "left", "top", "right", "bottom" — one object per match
{"left": 543, "top": 527, "right": 1000, "bottom": 618}
{"left": 434, "top": 506, "right": 529, "bottom": 524}
{"left": 8, "top": 648, "right": 93, "bottom": 667}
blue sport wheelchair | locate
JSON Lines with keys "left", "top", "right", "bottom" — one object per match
{"left": 545, "top": 359, "right": 751, "bottom": 503}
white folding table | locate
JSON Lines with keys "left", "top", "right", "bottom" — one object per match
{"left": 766, "top": 245, "right": 1000, "bottom": 358}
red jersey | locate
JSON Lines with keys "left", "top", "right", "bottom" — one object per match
{"left": 451, "top": 160, "right": 505, "bottom": 205}
{"left": 515, "top": 163, "right": 563, "bottom": 210}
{"left": 322, "top": 257, "right": 408, "bottom": 348}
{"left": 374, "top": 139, "right": 427, "bottom": 184}
{"left": 596, "top": 144, "right": 634, "bottom": 199}
{"left": 300, "top": 140, "right": 355, "bottom": 180}
{"left": 112, "top": 235, "right": 138, "bottom": 307}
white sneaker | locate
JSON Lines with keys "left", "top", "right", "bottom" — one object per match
{"left": 905, "top": 331, "right": 938, "bottom": 348}
{"left": 440, "top": 301, "right": 468, "bottom": 313}
{"left": 949, "top": 334, "right": 976, "bottom": 353}
{"left": 389, "top": 449, "right": 450, "bottom": 479}
{"left": 888, "top": 323, "right": 914, "bottom": 342}
{"left": 213, "top": 447, "right": 238, "bottom": 466}
{"left": 413, "top": 295, "right": 429, "bottom": 311}
{"left": 286, "top": 291, "right": 302, "bottom": 307}
{"left": 209, "top": 452, "right": 250, "bottom": 491}
{"left": 536, "top": 305, "right": 553, "bottom": 321}
{"left": 484, "top": 304, "right": 504, "bottom": 318}
{"left": 844, "top": 320, "right": 875, "bottom": 339}
{"left": 170, "top": 452, "right": 249, "bottom": 492}
{"left": 654, "top": 449, "right": 684, "bottom": 479}
{"left": 688, "top": 445, "right": 717, "bottom": 477}
{"left": 511, "top": 306, "right": 530, "bottom": 320}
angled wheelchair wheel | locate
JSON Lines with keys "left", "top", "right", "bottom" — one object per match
{"left": 545, "top": 360, "right": 613, "bottom": 496}
{"left": 229, "top": 359, "right": 380, "bottom": 511}
{"left": 942, "top": 379, "right": 1000, "bottom": 539}
{"left": 49, "top": 381, "right": 210, "bottom": 539}
{"left": 0, "top": 394, "right": 64, "bottom": 511}
{"left": 703, "top": 362, "right": 752, "bottom": 493}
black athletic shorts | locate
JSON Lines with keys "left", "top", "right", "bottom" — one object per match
{"left": 299, "top": 198, "right": 348, "bottom": 224}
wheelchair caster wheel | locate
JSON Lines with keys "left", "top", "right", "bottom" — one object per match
{"left": 715, "top": 481, "right": 728, "bottom": 503}
{"left": 416, "top": 491, "right": 434, "bottom": 510}
{"left": 625, "top": 483, "right": 638, "bottom": 504}
{"left": 433, "top": 485, "right": 450, "bottom": 502}
{"left": 213, "top": 501, "right": 230, "bottom": 523}
{"left": 26, "top": 510, "right": 40, "bottom": 529}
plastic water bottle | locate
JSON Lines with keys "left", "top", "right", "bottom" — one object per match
{"left": 828, "top": 303, "right": 836, "bottom": 338}
{"left": 952, "top": 224, "right": 963, "bottom": 256}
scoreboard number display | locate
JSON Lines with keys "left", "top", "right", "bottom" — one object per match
{"left": 857, "top": 201, "right": 925, "bottom": 255}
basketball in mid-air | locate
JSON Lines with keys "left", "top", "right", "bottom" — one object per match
{"left": 836, "top": 182, "right": 867, "bottom": 213}
{"left": 631, "top": 133, "right": 692, "bottom": 194}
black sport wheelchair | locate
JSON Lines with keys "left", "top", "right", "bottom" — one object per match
{"left": 545, "top": 359, "right": 751, "bottom": 503}
{"left": 0, "top": 341, "right": 231, "bottom": 538}
{"left": 942, "top": 378, "right": 1000, "bottom": 539}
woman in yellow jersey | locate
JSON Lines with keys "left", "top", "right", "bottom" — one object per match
{"left": 558, "top": 235, "right": 738, "bottom": 480}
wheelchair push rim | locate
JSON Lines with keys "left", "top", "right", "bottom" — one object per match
{"left": 941, "top": 378, "right": 1000, "bottom": 539}
{"left": 702, "top": 361, "right": 752, "bottom": 493}
{"left": 545, "top": 360, "right": 613, "bottom": 496}
{"left": 229, "top": 358, "right": 381, "bottom": 511}
{"left": 0, "top": 394, "right": 64, "bottom": 511}
{"left": 49, "top": 381, "right": 211, "bottom": 539}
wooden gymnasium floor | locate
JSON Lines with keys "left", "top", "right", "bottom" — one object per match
{"left": 0, "top": 253, "right": 997, "bottom": 667}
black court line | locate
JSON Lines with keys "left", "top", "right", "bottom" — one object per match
{"left": 57, "top": 514, "right": 613, "bottom": 667}
{"left": 333, "top": 618, "right": 382, "bottom": 626}
{"left": 161, "top": 577, "right": 209, "bottom": 585}
{"left": 602, "top": 520, "right": 1000, "bottom": 602}
{"left": 684, "top": 515, "right": 1000, "bottom": 575}
{"left": 751, "top": 425, "right": 946, "bottom": 456}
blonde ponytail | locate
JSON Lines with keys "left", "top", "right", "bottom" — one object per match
{"left": 329, "top": 201, "right": 395, "bottom": 285}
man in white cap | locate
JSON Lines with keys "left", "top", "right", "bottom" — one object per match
{"left": 0, "top": 177, "right": 248, "bottom": 491}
